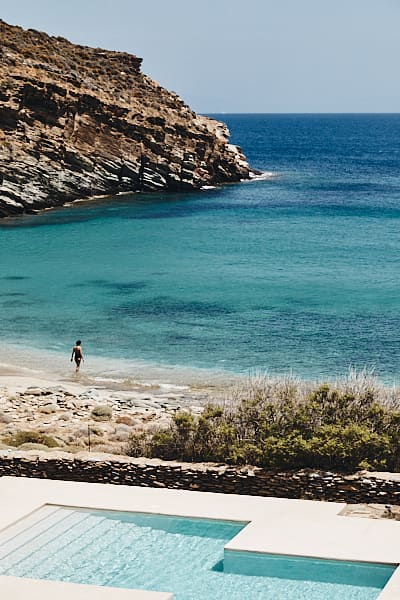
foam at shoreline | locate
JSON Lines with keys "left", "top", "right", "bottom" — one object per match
{"left": 0, "top": 340, "right": 240, "bottom": 396}
{"left": 1, "top": 339, "right": 397, "bottom": 397}
{"left": 245, "top": 170, "right": 276, "bottom": 181}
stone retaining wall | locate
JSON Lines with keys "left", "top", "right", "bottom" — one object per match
{"left": 1, "top": 451, "right": 400, "bottom": 504}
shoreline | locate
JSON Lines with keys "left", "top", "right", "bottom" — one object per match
{"left": 0, "top": 167, "right": 268, "bottom": 223}
{"left": 0, "top": 339, "right": 242, "bottom": 389}
{"left": 1, "top": 339, "right": 399, "bottom": 459}
{"left": 0, "top": 348, "right": 231, "bottom": 457}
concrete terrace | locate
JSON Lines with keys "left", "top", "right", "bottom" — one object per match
{"left": 0, "top": 476, "right": 399, "bottom": 599}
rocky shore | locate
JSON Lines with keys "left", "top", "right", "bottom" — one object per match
{"left": 0, "top": 20, "right": 254, "bottom": 218}
{"left": 0, "top": 375, "right": 211, "bottom": 454}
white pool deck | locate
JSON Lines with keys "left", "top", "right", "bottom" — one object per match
{"left": 0, "top": 476, "right": 400, "bottom": 599}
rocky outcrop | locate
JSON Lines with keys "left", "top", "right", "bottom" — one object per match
{"left": 0, "top": 20, "right": 253, "bottom": 218}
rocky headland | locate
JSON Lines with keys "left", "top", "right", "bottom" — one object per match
{"left": 0, "top": 20, "right": 254, "bottom": 218}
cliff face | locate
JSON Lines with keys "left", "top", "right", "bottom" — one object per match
{"left": 0, "top": 20, "right": 253, "bottom": 218}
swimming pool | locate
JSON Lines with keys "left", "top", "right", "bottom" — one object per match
{"left": 0, "top": 505, "right": 395, "bottom": 599}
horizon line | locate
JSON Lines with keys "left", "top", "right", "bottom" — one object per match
{"left": 202, "top": 111, "right": 400, "bottom": 116}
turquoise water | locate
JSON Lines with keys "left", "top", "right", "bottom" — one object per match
{"left": 0, "top": 506, "right": 393, "bottom": 599}
{"left": 1, "top": 114, "right": 400, "bottom": 382}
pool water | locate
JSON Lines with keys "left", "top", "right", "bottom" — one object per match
{"left": 0, "top": 506, "right": 394, "bottom": 599}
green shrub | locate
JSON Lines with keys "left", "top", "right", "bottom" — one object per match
{"left": 127, "top": 431, "right": 155, "bottom": 458}
{"left": 125, "top": 376, "right": 400, "bottom": 472}
{"left": 91, "top": 405, "right": 113, "bottom": 421}
{"left": 4, "top": 430, "right": 58, "bottom": 448}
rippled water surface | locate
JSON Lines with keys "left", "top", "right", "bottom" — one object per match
{"left": 0, "top": 507, "right": 390, "bottom": 599}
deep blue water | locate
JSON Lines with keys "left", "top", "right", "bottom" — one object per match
{"left": 1, "top": 114, "right": 400, "bottom": 382}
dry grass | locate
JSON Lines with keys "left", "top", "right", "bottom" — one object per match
{"left": 222, "top": 368, "right": 400, "bottom": 413}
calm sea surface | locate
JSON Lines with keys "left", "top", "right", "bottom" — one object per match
{"left": 1, "top": 114, "right": 400, "bottom": 383}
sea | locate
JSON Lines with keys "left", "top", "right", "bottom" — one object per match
{"left": 1, "top": 114, "right": 400, "bottom": 386}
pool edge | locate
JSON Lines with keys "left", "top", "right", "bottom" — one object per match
{"left": 1, "top": 476, "right": 400, "bottom": 599}
{"left": 0, "top": 575, "right": 173, "bottom": 600}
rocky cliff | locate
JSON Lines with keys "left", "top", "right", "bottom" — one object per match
{"left": 0, "top": 20, "right": 253, "bottom": 218}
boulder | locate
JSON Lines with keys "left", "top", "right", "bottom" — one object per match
{"left": 91, "top": 405, "right": 113, "bottom": 421}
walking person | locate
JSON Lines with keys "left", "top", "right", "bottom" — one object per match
{"left": 71, "top": 340, "right": 84, "bottom": 372}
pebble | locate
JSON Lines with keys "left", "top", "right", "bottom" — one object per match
{"left": 0, "top": 381, "right": 213, "bottom": 455}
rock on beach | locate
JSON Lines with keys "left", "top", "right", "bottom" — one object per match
{"left": 0, "top": 375, "right": 210, "bottom": 455}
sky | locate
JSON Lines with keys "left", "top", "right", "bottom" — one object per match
{"left": 1, "top": 0, "right": 399, "bottom": 113}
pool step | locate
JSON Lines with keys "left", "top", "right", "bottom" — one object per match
{"left": 5, "top": 512, "right": 114, "bottom": 578}
{"left": 0, "top": 508, "right": 96, "bottom": 570}
{"left": 0, "top": 509, "right": 150, "bottom": 580}
{"left": 0, "top": 509, "right": 161, "bottom": 585}
{"left": 0, "top": 506, "right": 73, "bottom": 560}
